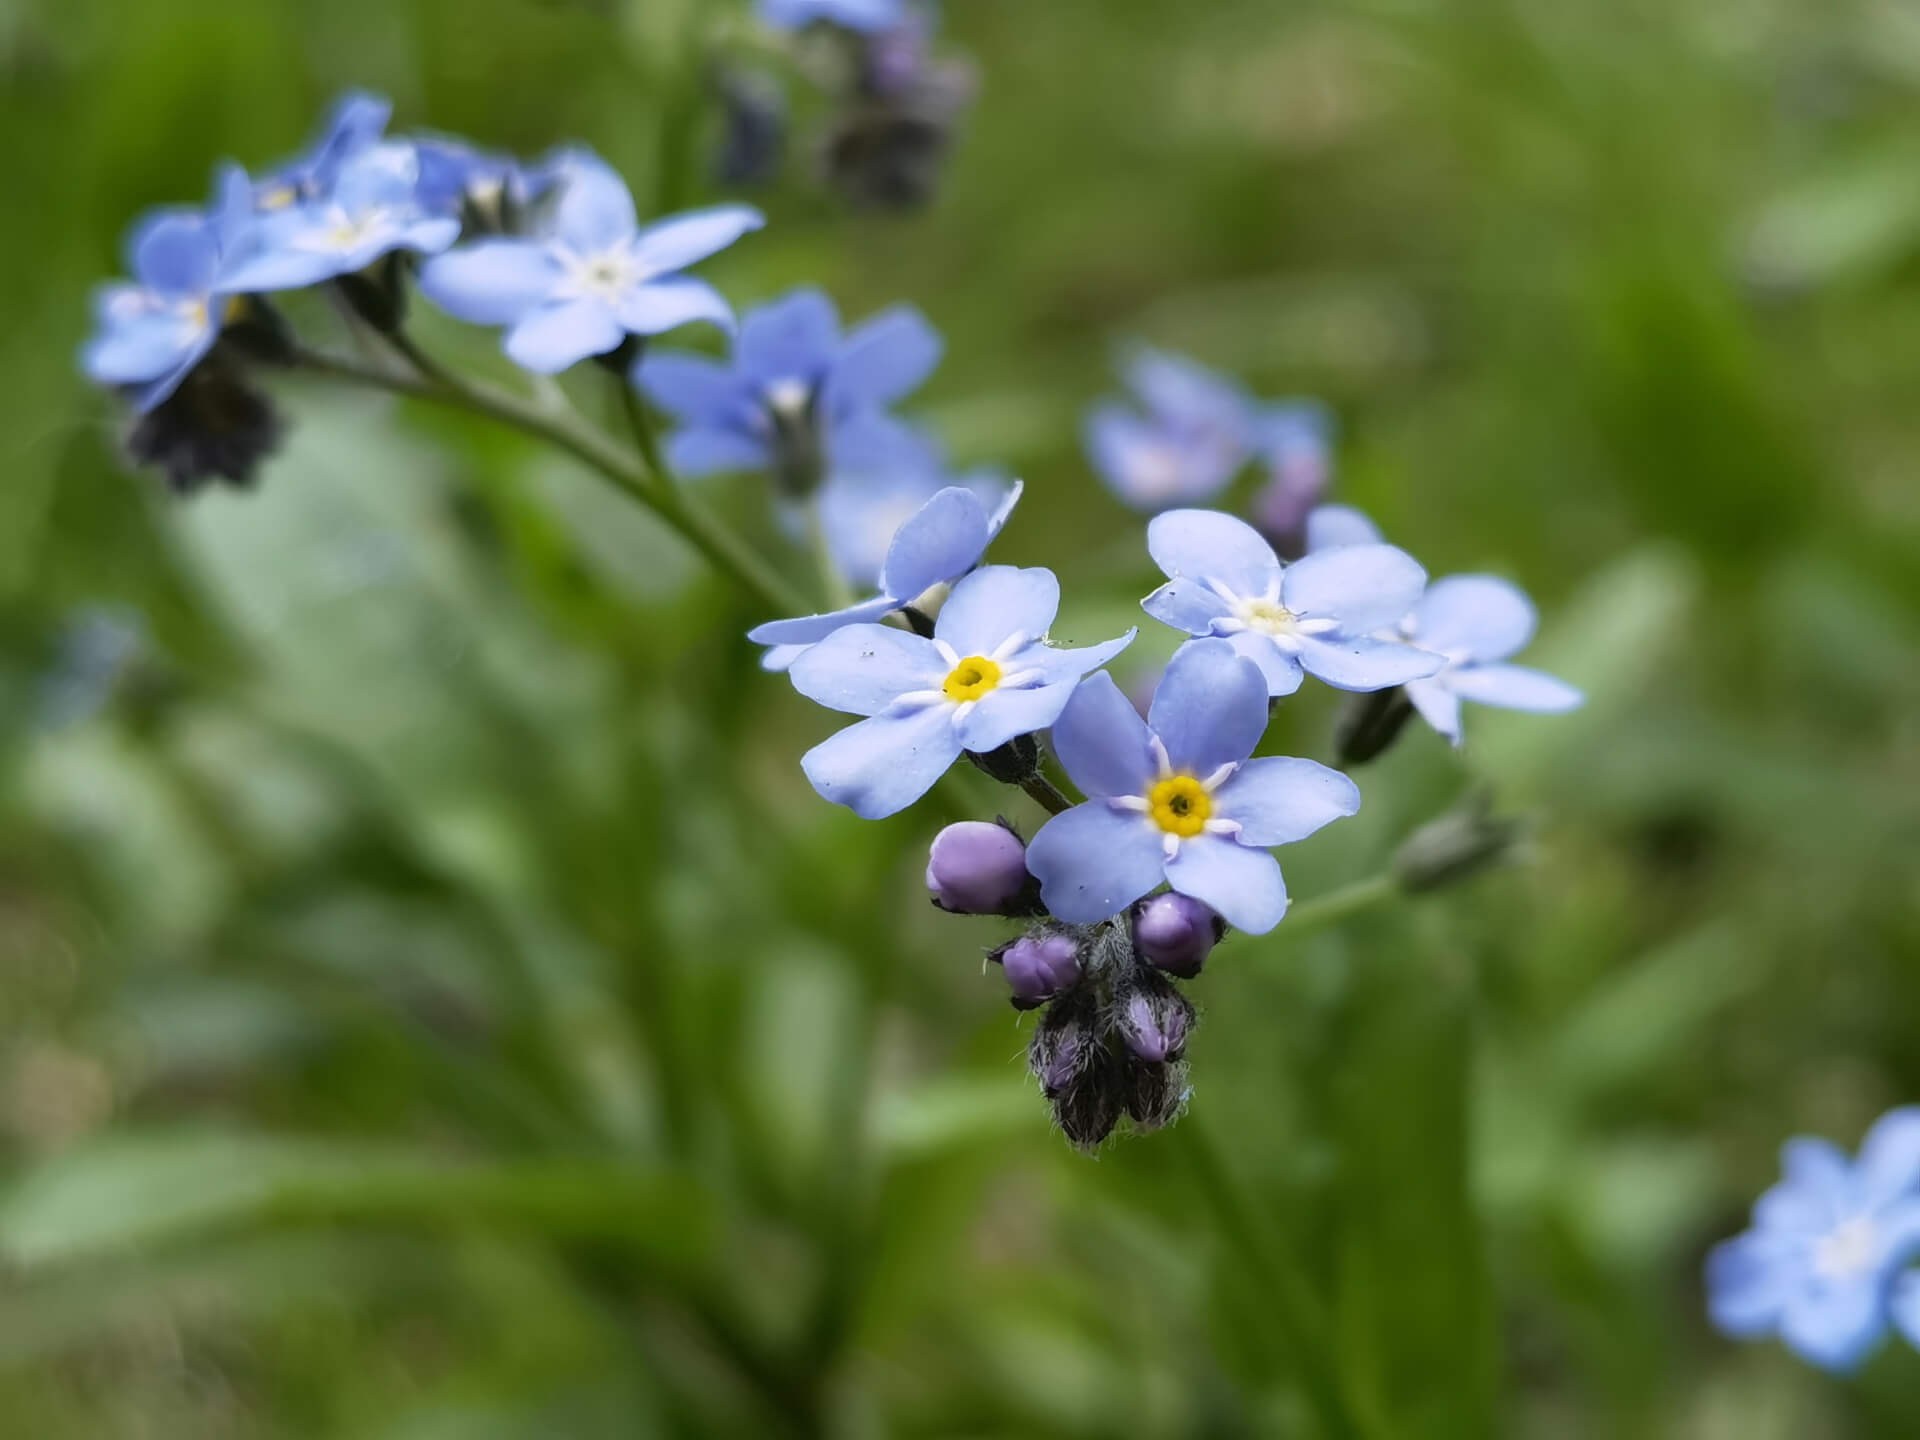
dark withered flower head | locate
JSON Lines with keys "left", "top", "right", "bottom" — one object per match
{"left": 823, "top": 57, "right": 975, "bottom": 212}
{"left": 125, "top": 347, "right": 285, "bottom": 497}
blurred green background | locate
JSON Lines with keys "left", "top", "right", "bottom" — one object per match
{"left": 3, "top": 0, "right": 1920, "bottom": 1434}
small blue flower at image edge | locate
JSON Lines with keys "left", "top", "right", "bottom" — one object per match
{"left": 1707, "top": 1107, "right": 1920, "bottom": 1373}
{"left": 1025, "top": 640, "right": 1360, "bottom": 933}
{"left": 788, "top": 565, "right": 1135, "bottom": 819}
{"left": 419, "top": 152, "right": 764, "bottom": 373}
{"left": 1085, "top": 345, "right": 1256, "bottom": 514}
{"left": 637, "top": 286, "right": 942, "bottom": 482}
{"left": 81, "top": 166, "right": 255, "bottom": 412}
{"left": 749, "top": 480, "right": 1022, "bottom": 667}
{"left": 759, "top": 0, "right": 907, "bottom": 34}
{"left": 1142, "top": 508, "right": 1444, "bottom": 697}
{"left": 1306, "top": 504, "right": 1583, "bottom": 742}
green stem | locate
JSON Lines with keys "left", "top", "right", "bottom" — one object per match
{"left": 1019, "top": 773, "right": 1073, "bottom": 815}
{"left": 1168, "top": 1116, "right": 1371, "bottom": 1440}
{"left": 1275, "top": 872, "right": 1399, "bottom": 944}
{"left": 287, "top": 344, "right": 805, "bottom": 616}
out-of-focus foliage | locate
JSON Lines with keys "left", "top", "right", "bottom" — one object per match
{"left": 2, "top": 0, "right": 1918, "bottom": 1435}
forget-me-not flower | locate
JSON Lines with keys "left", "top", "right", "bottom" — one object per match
{"left": 1707, "top": 1108, "right": 1920, "bottom": 1372}
{"left": 1398, "top": 576, "right": 1584, "bottom": 744}
{"left": 419, "top": 153, "right": 763, "bottom": 373}
{"left": 750, "top": 480, "right": 1021, "bottom": 663}
{"left": 1085, "top": 346, "right": 1255, "bottom": 513}
{"left": 222, "top": 142, "right": 462, "bottom": 294}
{"left": 1142, "top": 509, "right": 1443, "bottom": 696}
{"left": 82, "top": 166, "right": 255, "bottom": 412}
{"left": 254, "top": 90, "right": 393, "bottom": 211}
{"left": 789, "top": 565, "right": 1135, "bottom": 819}
{"left": 1025, "top": 640, "right": 1360, "bottom": 932}
{"left": 759, "top": 0, "right": 906, "bottom": 33}
{"left": 637, "top": 287, "right": 941, "bottom": 486}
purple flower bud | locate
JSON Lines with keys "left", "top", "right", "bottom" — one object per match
{"left": 1133, "top": 894, "right": 1221, "bottom": 978}
{"left": 1118, "top": 983, "right": 1194, "bottom": 1063}
{"left": 1000, "top": 934, "right": 1082, "bottom": 1010}
{"left": 926, "top": 821, "right": 1030, "bottom": 914}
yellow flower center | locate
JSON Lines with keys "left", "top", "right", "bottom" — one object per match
{"left": 942, "top": 655, "right": 1003, "bottom": 702}
{"left": 1148, "top": 775, "right": 1212, "bottom": 837}
{"left": 1240, "top": 598, "right": 1298, "bottom": 635}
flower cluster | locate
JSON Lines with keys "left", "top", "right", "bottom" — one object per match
{"left": 81, "top": 92, "right": 762, "bottom": 494}
{"left": 1708, "top": 1107, "right": 1920, "bottom": 1372}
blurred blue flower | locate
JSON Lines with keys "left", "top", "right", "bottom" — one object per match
{"left": 419, "top": 153, "right": 762, "bottom": 373}
{"left": 1304, "top": 502, "right": 1383, "bottom": 552}
{"left": 1399, "top": 576, "right": 1584, "bottom": 744}
{"left": 1142, "top": 509, "right": 1442, "bottom": 696}
{"left": 1025, "top": 640, "right": 1359, "bottom": 932}
{"left": 637, "top": 287, "right": 941, "bottom": 486}
{"left": 1085, "top": 346, "right": 1255, "bottom": 513}
{"left": 254, "top": 90, "right": 393, "bottom": 210}
{"left": 749, "top": 480, "right": 1021, "bottom": 663}
{"left": 413, "top": 137, "right": 550, "bottom": 229}
{"left": 81, "top": 165, "right": 256, "bottom": 412}
{"left": 1249, "top": 402, "right": 1334, "bottom": 555}
{"left": 223, "top": 142, "right": 462, "bottom": 294}
{"left": 760, "top": 0, "right": 906, "bottom": 33}
{"left": 1707, "top": 1108, "right": 1920, "bottom": 1372}
{"left": 789, "top": 565, "right": 1134, "bottom": 818}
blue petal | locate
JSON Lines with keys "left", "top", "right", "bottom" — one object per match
{"left": 984, "top": 478, "right": 1023, "bottom": 538}
{"left": 1049, "top": 672, "right": 1158, "bottom": 800}
{"left": 1124, "top": 344, "right": 1252, "bottom": 437}
{"left": 83, "top": 310, "right": 204, "bottom": 387}
{"left": 129, "top": 336, "right": 215, "bottom": 413}
{"left": 818, "top": 465, "right": 946, "bottom": 589}
{"left": 1086, "top": 407, "right": 1232, "bottom": 512}
{"left": 1776, "top": 1138, "right": 1853, "bottom": 1225}
{"left": 879, "top": 486, "right": 992, "bottom": 601}
{"left": 759, "top": 0, "right": 904, "bottom": 32}
{"left": 1280, "top": 543, "right": 1428, "bottom": 631}
{"left": 802, "top": 704, "right": 962, "bottom": 819}
{"left": 1147, "top": 509, "right": 1281, "bottom": 599}
{"left": 1164, "top": 833, "right": 1288, "bottom": 934}
{"left": 934, "top": 565, "right": 1060, "bottom": 658}
{"left": 1445, "top": 663, "right": 1583, "bottom": 713}
{"left": 331, "top": 142, "right": 426, "bottom": 214}
{"left": 788, "top": 623, "right": 943, "bottom": 716}
{"left": 1224, "top": 631, "right": 1305, "bottom": 697}
{"left": 666, "top": 426, "right": 771, "bottom": 476}
{"left": 1704, "top": 1234, "right": 1791, "bottom": 1338}
{"left": 1295, "top": 635, "right": 1443, "bottom": 692}
{"left": 617, "top": 278, "right": 734, "bottom": 337}
{"left": 828, "top": 305, "right": 942, "bottom": 412}
{"left": 1857, "top": 1107, "right": 1920, "bottom": 1207}
{"left": 398, "top": 216, "right": 462, "bottom": 257}
{"left": 1305, "top": 503, "right": 1384, "bottom": 552}
{"left": 957, "top": 679, "right": 1079, "bottom": 754}
{"left": 1016, "top": 630, "right": 1137, "bottom": 690}
{"left": 748, "top": 594, "right": 900, "bottom": 648}
{"left": 504, "top": 299, "right": 624, "bottom": 373}
{"left": 636, "top": 352, "right": 744, "bottom": 424}
{"left": 738, "top": 288, "right": 840, "bottom": 386}
{"left": 130, "top": 211, "right": 217, "bottom": 296}
{"left": 760, "top": 644, "right": 808, "bottom": 672}
{"left": 1148, "top": 638, "right": 1268, "bottom": 776}
{"left": 1779, "top": 1281, "right": 1886, "bottom": 1373}
{"left": 1894, "top": 1271, "right": 1920, "bottom": 1351}
{"left": 829, "top": 409, "right": 943, "bottom": 471}
{"left": 1409, "top": 575, "right": 1536, "bottom": 662}
{"left": 552, "top": 154, "right": 638, "bottom": 251}
{"left": 631, "top": 204, "right": 764, "bottom": 276}
{"left": 1405, "top": 677, "right": 1463, "bottom": 744}
{"left": 1026, "top": 802, "right": 1168, "bottom": 924}
{"left": 1141, "top": 578, "right": 1233, "bottom": 637}
{"left": 305, "top": 90, "right": 393, "bottom": 191}
{"left": 1213, "top": 757, "right": 1360, "bottom": 847}
{"left": 221, "top": 232, "right": 348, "bottom": 293}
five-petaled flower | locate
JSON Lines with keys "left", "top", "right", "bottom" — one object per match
{"left": 1142, "top": 509, "right": 1442, "bottom": 696}
{"left": 419, "top": 152, "right": 763, "bottom": 373}
{"left": 749, "top": 481, "right": 1021, "bottom": 669}
{"left": 1085, "top": 346, "right": 1254, "bottom": 513}
{"left": 1025, "top": 640, "right": 1360, "bottom": 933}
{"left": 789, "top": 565, "right": 1135, "bottom": 819}
{"left": 82, "top": 166, "right": 255, "bottom": 412}
{"left": 637, "top": 286, "right": 942, "bottom": 488}
{"left": 223, "top": 142, "right": 462, "bottom": 294}
{"left": 1707, "top": 1107, "right": 1920, "bottom": 1373}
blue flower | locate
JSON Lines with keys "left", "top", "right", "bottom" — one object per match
{"left": 749, "top": 480, "right": 1022, "bottom": 661}
{"left": 81, "top": 165, "right": 256, "bottom": 412}
{"left": 759, "top": 0, "right": 906, "bottom": 33}
{"left": 815, "top": 460, "right": 1009, "bottom": 593}
{"left": 789, "top": 565, "right": 1135, "bottom": 819}
{"left": 413, "top": 137, "right": 550, "bottom": 227}
{"left": 1707, "top": 1108, "right": 1920, "bottom": 1372}
{"left": 1250, "top": 402, "right": 1334, "bottom": 552}
{"left": 254, "top": 90, "right": 393, "bottom": 210}
{"left": 1142, "top": 509, "right": 1443, "bottom": 696}
{"left": 222, "top": 142, "right": 462, "bottom": 294}
{"left": 1085, "top": 346, "right": 1255, "bottom": 513}
{"left": 636, "top": 287, "right": 941, "bottom": 485}
{"left": 1399, "top": 577, "right": 1584, "bottom": 744}
{"left": 1304, "top": 502, "right": 1383, "bottom": 552}
{"left": 1025, "top": 640, "right": 1360, "bottom": 932}
{"left": 419, "top": 152, "right": 763, "bottom": 373}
